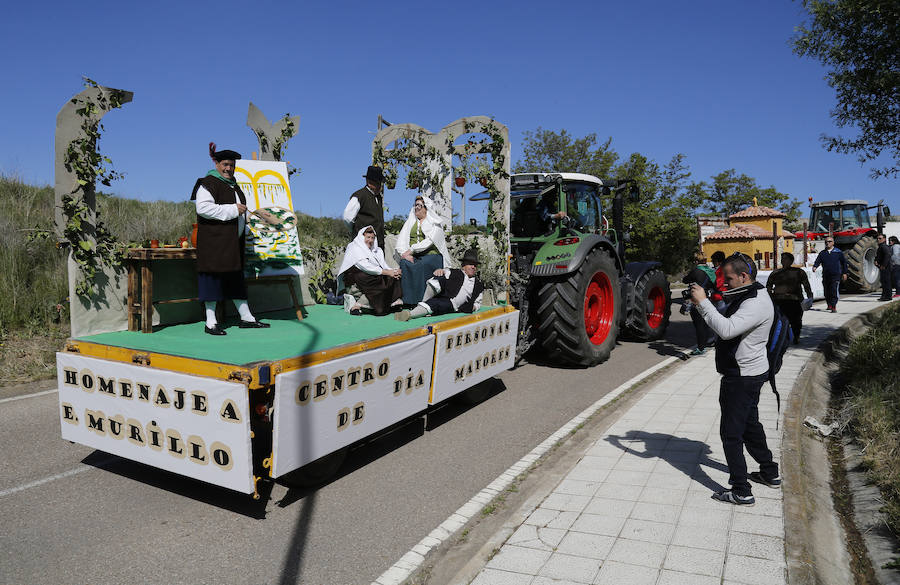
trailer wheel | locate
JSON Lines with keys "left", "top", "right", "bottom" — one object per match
{"left": 534, "top": 249, "right": 621, "bottom": 366}
{"left": 627, "top": 268, "right": 671, "bottom": 341}
{"left": 844, "top": 235, "right": 879, "bottom": 292}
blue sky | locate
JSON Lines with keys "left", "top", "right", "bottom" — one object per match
{"left": 2, "top": 0, "right": 897, "bottom": 222}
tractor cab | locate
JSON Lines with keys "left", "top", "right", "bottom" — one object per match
{"left": 505, "top": 173, "right": 611, "bottom": 241}
{"left": 808, "top": 200, "right": 872, "bottom": 236}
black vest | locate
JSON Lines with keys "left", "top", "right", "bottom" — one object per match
{"left": 438, "top": 269, "right": 485, "bottom": 313}
{"left": 350, "top": 186, "right": 384, "bottom": 248}
{"left": 191, "top": 176, "right": 247, "bottom": 273}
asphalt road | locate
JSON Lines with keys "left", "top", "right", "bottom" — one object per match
{"left": 0, "top": 306, "right": 694, "bottom": 585}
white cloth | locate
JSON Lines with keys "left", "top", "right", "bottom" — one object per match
{"left": 194, "top": 184, "right": 246, "bottom": 235}
{"left": 337, "top": 226, "right": 391, "bottom": 282}
{"left": 342, "top": 186, "right": 376, "bottom": 225}
{"left": 696, "top": 285, "right": 773, "bottom": 376}
{"left": 395, "top": 200, "right": 451, "bottom": 268}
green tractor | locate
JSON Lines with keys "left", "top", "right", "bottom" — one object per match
{"left": 494, "top": 172, "right": 671, "bottom": 366}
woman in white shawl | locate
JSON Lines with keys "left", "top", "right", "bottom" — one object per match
{"left": 337, "top": 226, "right": 403, "bottom": 315}
{"left": 395, "top": 196, "right": 452, "bottom": 305}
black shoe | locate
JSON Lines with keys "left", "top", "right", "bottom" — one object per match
{"left": 749, "top": 472, "right": 782, "bottom": 488}
{"left": 205, "top": 325, "right": 227, "bottom": 336}
{"left": 239, "top": 320, "right": 270, "bottom": 328}
{"left": 711, "top": 490, "right": 755, "bottom": 506}
{"left": 349, "top": 308, "right": 362, "bottom": 316}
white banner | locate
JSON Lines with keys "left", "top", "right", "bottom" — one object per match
{"left": 234, "top": 160, "right": 294, "bottom": 211}
{"left": 272, "top": 335, "right": 435, "bottom": 477}
{"left": 430, "top": 310, "right": 519, "bottom": 405}
{"left": 56, "top": 354, "right": 253, "bottom": 493}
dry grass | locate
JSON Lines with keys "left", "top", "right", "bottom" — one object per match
{"left": 0, "top": 325, "right": 70, "bottom": 382}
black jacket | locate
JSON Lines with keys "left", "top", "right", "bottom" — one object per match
{"left": 435, "top": 269, "right": 484, "bottom": 313}
{"left": 190, "top": 176, "right": 247, "bottom": 272}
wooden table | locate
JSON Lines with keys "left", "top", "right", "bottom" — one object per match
{"left": 126, "top": 248, "right": 305, "bottom": 333}
{"left": 127, "top": 248, "right": 197, "bottom": 333}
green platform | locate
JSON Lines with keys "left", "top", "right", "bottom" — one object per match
{"left": 76, "top": 305, "right": 488, "bottom": 366}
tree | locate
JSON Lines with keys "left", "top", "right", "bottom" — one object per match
{"left": 513, "top": 128, "right": 618, "bottom": 178}
{"left": 697, "top": 169, "right": 803, "bottom": 229}
{"left": 793, "top": 0, "right": 900, "bottom": 178}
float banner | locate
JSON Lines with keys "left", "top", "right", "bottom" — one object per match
{"left": 430, "top": 310, "right": 519, "bottom": 405}
{"left": 56, "top": 353, "right": 253, "bottom": 493}
{"left": 272, "top": 335, "right": 435, "bottom": 478}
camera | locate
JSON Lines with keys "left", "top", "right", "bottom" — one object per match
{"left": 679, "top": 287, "right": 693, "bottom": 314}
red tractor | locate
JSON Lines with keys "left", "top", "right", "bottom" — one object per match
{"left": 796, "top": 198, "right": 891, "bottom": 292}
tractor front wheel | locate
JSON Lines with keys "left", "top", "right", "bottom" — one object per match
{"left": 627, "top": 268, "right": 671, "bottom": 341}
{"left": 534, "top": 249, "right": 621, "bottom": 366}
{"left": 844, "top": 235, "right": 879, "bottom": 292}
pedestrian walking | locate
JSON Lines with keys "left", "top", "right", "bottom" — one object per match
{"left": 689, "top": 253, "right": 778, "bottom": 505}
{"left": 889, "top": 235, "right": 900, "bottom": 298}
{"left": 766, "top": 252, "right": 813, "bottom": 343}
{"left": 812, "top": 237, "right": 847, "bottom": 312}
{"left": 875, "top": 233, "right": 893, "bottom": 301}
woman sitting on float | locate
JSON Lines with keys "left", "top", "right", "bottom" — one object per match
{"left": 337, "top": 226, "right": 403, "bottom": 316}
{"left": 395, "top": 196, "right": 452, "bottom": 305}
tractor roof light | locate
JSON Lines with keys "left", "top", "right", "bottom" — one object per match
{"left": 554, "top": 237, "right": 580, "bottom": 246}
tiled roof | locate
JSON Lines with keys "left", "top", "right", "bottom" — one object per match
{"left": 705, "top": 223, "right": 795, "bottom": 241}
{"left": 729, "top": 206, "right": 786, "bottom": 219}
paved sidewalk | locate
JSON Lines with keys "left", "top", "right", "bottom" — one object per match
{"left": 469, "top": 294, "right": 894, "bottom": 585}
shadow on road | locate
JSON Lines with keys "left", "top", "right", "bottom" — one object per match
{"left": 278, "top": 491, "right": 316, "bottom": 585}
{"left": 605, "top": 430, "right": 727, "bottom": 493}
{"left": 79, "top": 451, "right": 271, "bottom": 518}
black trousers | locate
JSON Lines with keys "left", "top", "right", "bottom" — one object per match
{"left": 719, "top": 373, "right": 778, "bottom": 495}
{"left": 689, "top": 306, "right": 715, "bottom": 347}
{"left": 775, "top": 299, "right": 803, "bottom": 341}
{"left": 823, "top": 274, "right": 840, "bottom": 308}
{"left": 879, "top": 265, "right": 893, "bottom": 299}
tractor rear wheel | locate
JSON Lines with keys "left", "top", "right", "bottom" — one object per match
{"left": 844, "top": 235, "right": 879, "bottom": 292}
{"left": 627, "top": 268, "right": 671, "bottom": 341}
{"left": 534, "top": 249, "right": 621, "bottom": 366}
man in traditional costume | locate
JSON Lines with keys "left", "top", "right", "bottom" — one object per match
{"left": 343, "top": 166, "right": 386, "bottom": 249}
{"left": 337, "top": 226, "right": 403, "bottom": 316}
{"left": 395, "top": 195, "right": 451, "bottom": 305}
{"left": 190, "top": 144, "right": 269, "bottom": 335}
{"left": 395, "top": 249, "right": 484, "bottom": 321}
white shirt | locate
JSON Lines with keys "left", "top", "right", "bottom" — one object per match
{"left": 194, "top": 185, "right": 246, "bottom": 235}
{"left": 450, "top": 274, "right": 477, "bottom": 311}
{"left": 342, "top": 186, "right": 376, "bottom": 224}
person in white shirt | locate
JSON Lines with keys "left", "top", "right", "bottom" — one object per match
{"left": 395, "top": 196, "right": 452, "bottom": 305}
{"left": 343, "top": 166, "right": 385, "bottom": 248}
{"left": 336, "top": 226, "right": 402, "bottom": 316}
{"left": 395, "top": 249, "right": 484, "bottom": 321}
{"left": 190, "top": 144, "right": 268, "bottom": 335}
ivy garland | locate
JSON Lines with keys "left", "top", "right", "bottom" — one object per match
{"left": 253, "top": 113, "right": 300, "bottom": 176}
{"left": 58, "top": 77, "right": 130, "bottom": 298}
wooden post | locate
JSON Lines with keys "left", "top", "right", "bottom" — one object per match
{"left": 772, "top": 220, "right": 778, "bottom": 269}
{"left": 802, "top": 222, "right": 808, "bottom": 265}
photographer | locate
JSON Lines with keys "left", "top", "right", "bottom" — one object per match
{"left": 681, "top": 263, "right": 718, "bottom": 355}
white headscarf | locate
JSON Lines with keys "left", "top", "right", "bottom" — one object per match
{"left": 395, "top": 197, "right": 452, "bottom": 268}
{"left": 337, "top": 225, "right": 390, "bottom": 277}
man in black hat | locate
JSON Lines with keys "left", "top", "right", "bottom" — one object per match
{"left": 343, "top": 166, "right": 386, "bottom": 248}
{"left": 395, "top": 249, "right": 484, "bottom": 320}
{"left": 190, "top": 144, "right": 269, "bottom": 335}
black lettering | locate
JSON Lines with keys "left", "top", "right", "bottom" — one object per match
{"left": 154, "top": 386, "right": 170, "bottom": 407}
{"left": 393, "top": 378, "right": 403, "bottom": 395}
{"left": 313, "top": 376, "right": 328, "bottom": 400}
{"left": 337, "top": 408, "right": 350, "bottom": 430}
{"left": 191, "top": 392, "right": 208, "bottom": 413}
{"left": 347, "top": 368, "right": 361, "bottom": 389}
{"left": 137, "top": 384, "right": 151, "bottom": 402}
{"left": 64, "top": 369, "right": 77, "bottom": 386}
{"left": 455, "top": 366, "right": 465, "bottom": 381}
{"left": 62, "top": 404, "right": 76, "bottom": 420}
{"left": 168, "top": 434, "right": 183, "bottom": 455}
{"left": 97, "top": 376, "right": 115, "bottom": 395}
{"left": 377, "top": 359, "right": 390, "bottom": 378}
{"left": 352, "top": 402, "right": 365, "bottom": 424}
{"left": 212, "top": 448, "right": 230, "bottom": 467}
{"left": 86, "top": 411, "right": 104, "bottom": 432}
{"left": 173, "top": 388, "right": 186, "bottom": 410}
{"left": 220, "top": 400, "right": 241, "bottom": 422}
{"left": 464, "top": 332, "right": 472, "bottom": 345}
{"left": 446, "top": 337, "right": 454, "bottom": 352}
{"left": 118, "top": 380, "right": 133, "bottom": 399}
{"left": 297, "top": 382, "right": 311, "bottom": 404}
{"left": 189, "top": 439, "right": 207, "bottom": 462}
{"left": 331, "top": 371, "right": 345, "bottom": 395}
{"left": 128, "top": 424, "right": 144, "bottom": 444}
{"left": 416, "top": 371, "right": 425, "bottom": 387}
{"left": 362, "top": 363, "right": 375, "bottom": 384}
{"left": 108, "top": 417, "right": 123, "bottom": 437}
{"left": 148, "top": 422, "right": 162, "bottom": 448}
{"left": 81, "top": 373, "right": 94, "bottom": 390}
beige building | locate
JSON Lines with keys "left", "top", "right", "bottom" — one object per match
{"left": 702, "top": 205, "right": 795, "bottom": 270}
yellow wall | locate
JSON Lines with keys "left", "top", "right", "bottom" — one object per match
{"left": 739, "top": 217, "right": 784, "bottom": 234}
{"left": 702, "top": 237, "right": 795, "bottom": 269}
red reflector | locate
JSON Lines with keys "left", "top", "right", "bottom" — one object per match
{"left": 254, "top": 404, "right": 267, "bottom": 415}
{"left": 554, "top": 237, "right": 580, "bottom": 246}
{"left": 554, "top": 264, "right": 569, "bottom": 269}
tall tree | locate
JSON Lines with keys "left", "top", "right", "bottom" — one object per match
{"left": 513, "top": 128, "right": 618, "bottom": 178}
{"left": 793, "top": 0, "right": 900, "bottom": 178}
{"left": 698, "top": 169, "right": 802, "bottom": 228}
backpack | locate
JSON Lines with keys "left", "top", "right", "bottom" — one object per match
{"left": 767, "top": 302, "right": 794, "bottom": 428}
